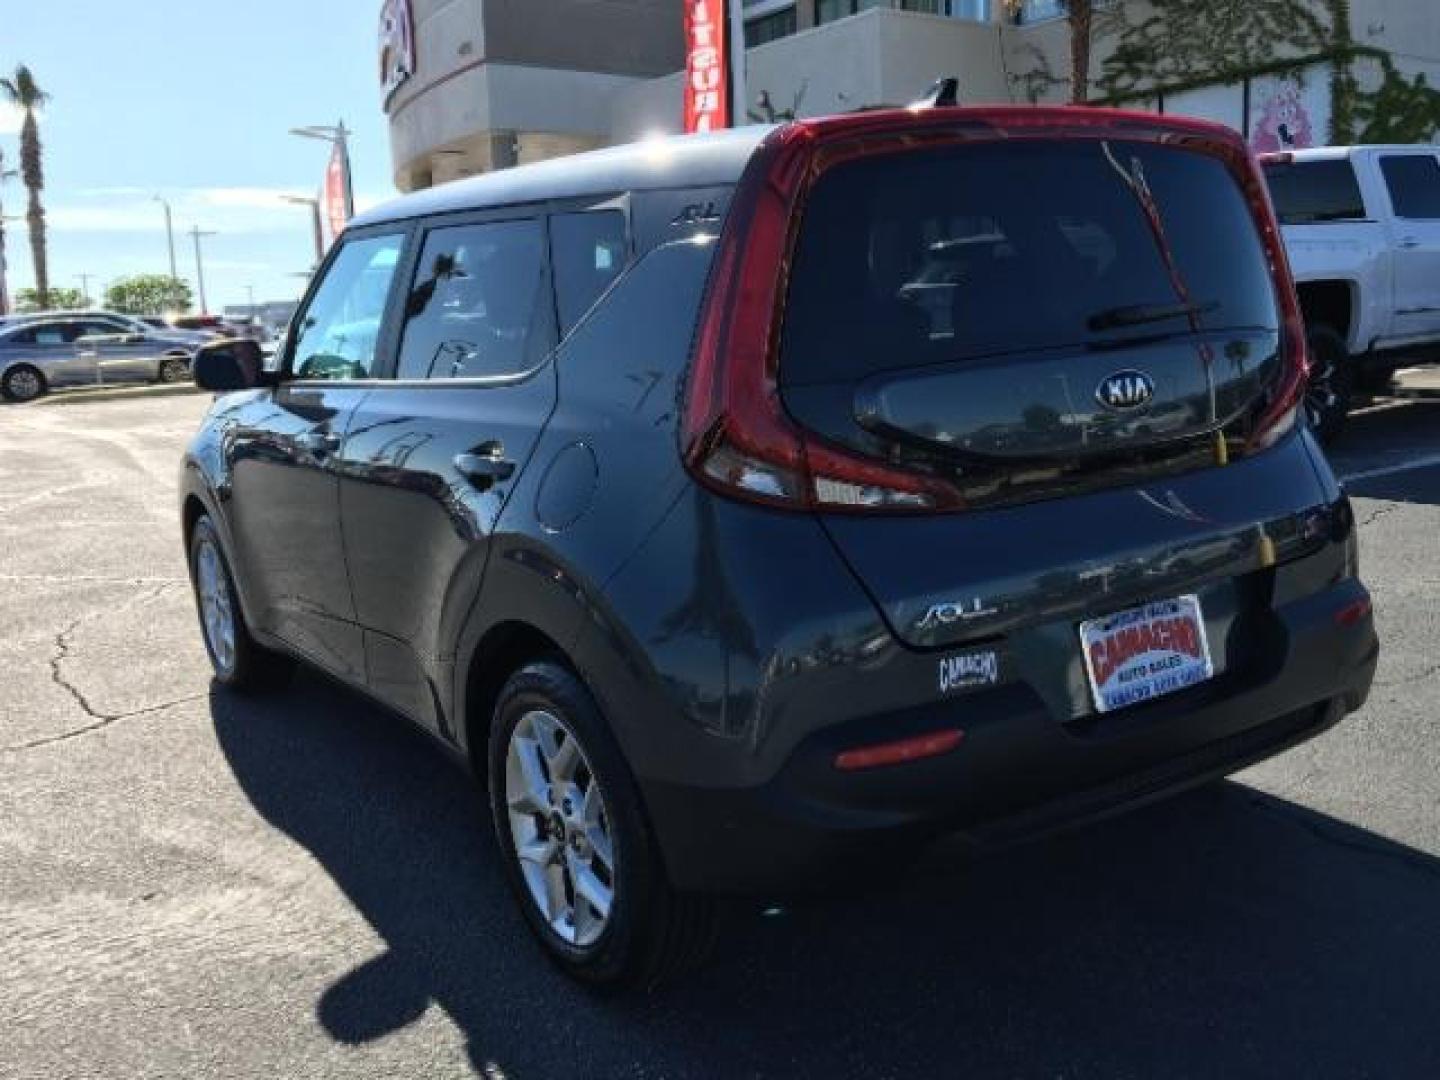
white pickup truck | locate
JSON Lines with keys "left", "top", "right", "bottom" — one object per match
{"left": 1261, "top": 145, "right": 1440, "bottom": 441}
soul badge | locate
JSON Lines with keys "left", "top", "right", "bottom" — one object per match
{"left": 938, "top": 650, "right": 999, "bottom": 694}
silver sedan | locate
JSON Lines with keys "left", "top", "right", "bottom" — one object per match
{"left": 0, "top": 316, "right": 193, "bottom": 402}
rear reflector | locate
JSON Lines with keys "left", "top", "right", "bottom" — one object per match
{"left": 1334, "top": 596, "right": 1372, "bottom": 627}
{"left": 834, "top": 729, "right": 964, "bottom": 771}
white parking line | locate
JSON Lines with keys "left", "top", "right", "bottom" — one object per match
{"left": 1339, "top": 452, "right": 1440, "bottom": 485}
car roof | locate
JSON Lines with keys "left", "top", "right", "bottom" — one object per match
{"left": 1275, "top": 145, "right": 1439, "bottom": 162}
{"left": 351, "top": 124, "right": 776, "bottom": 229}
{"left": 6, "top": 309, "right": 134, "bottom": 323}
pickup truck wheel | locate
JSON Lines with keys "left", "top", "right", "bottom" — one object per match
{"left": 1304, "top": 326, "right": 1352, "bottom": 446}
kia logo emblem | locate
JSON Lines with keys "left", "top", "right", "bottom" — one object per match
{"left": 1096, "top": 370, "right": 1156, "bottom": 411}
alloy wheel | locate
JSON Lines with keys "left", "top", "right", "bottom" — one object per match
{"left": 6, "top": 368, "right": 42, "bottom": 401}
{"left": 195, "top": 538, "right": 237, "bottom": 676}
{"left": 505, "top": 709, "right": 616, "bottom": 948}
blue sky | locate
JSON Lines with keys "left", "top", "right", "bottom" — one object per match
{"left": 1, "top": 0, "right": 396, "bottom": 312}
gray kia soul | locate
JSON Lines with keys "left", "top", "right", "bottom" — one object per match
{"left": 182, "top": 106, "right": 1378, "bottom": 984}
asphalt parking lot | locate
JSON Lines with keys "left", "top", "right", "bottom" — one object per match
{"left": 2, "top": 388, "right": 1439, "bottom": 1078}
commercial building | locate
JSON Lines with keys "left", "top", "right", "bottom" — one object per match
{"left": 382, "top": 0, "right": 1440, "bottom": 192}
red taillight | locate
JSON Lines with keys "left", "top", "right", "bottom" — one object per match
{"left": 1239, "top": 146, "right": 1310, "bottom": 454}
{"left": 834, "top": 728, "right": 964, "bottom": 771}
{"left": 1334, "top": 595, "right": 1373, "bottom": 628}
{"left": 681, "top": 123, "right": 966, "bottom": 513}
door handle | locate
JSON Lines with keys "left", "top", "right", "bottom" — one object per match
{"left": 454, "top": 443, "right": 516, "bottom": 488}
{"left": 1399, "top": 236, "right": 1422, "bottom": 249}
{"left": 296, "top": 431, "right": 341, "bottom": 455}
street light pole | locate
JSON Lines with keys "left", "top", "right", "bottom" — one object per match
{"left": 77, "top": 273, "right": 95, "bottom": 307}
{"left": 189, "top": 226, "right": 217, "bottom": 315}
{"left": 153, "top": 195, "right": 178, "bottom": 281}
{"left": 280, "top": 194, "right": 325, "bottom": 267}
{"left": 289, "top": 121, "right": 355, "bottom": 225}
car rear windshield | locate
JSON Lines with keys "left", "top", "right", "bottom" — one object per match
{"left": 780, "top": 139, "right": 1279, "bottom": 387}
{"left": 1262, "top": 158, "right": 1367, "bottom": 224}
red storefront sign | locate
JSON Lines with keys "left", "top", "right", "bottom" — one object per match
{"left": 684, "top": 0, "right": 730, "bottom": 133}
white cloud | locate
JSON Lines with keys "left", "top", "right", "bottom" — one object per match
{"left": 46, "top": 185, "right": 397, "bottom": 234}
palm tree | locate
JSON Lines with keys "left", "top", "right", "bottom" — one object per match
{"left": 1005, "top": 0, "right": 1098, "bottom": 104}
{"left": 0, "top": 148, "right": 14, "bottom": 316}
{"left": 1, "top": 67, "right": 50, "bottom": 308}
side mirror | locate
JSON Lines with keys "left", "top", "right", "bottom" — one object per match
{"left": 193, "top": 338, "right": 269, "bottom": 391}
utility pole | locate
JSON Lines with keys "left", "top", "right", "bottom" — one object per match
{"left": 77, "top": 273, "right": 95, "bottom": 307}
{"left": 190, "top": 226, "right": 217, "bottom": 315}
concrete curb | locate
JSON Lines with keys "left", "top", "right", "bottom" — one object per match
{"left": 16, "top": 383, "right": 204, "bottom": 408}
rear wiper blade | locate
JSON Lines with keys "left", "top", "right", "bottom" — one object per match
{"left": 1087, "top": 300, "right": 1220, "bottom": 332}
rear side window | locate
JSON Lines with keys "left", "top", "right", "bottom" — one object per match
{"left": 1263, "top": 159, "right": 1366, "bottom": 223}
{"left": 780, "top": 140, "right": 1279, "bottom": 386}
{"left": 551, "top": 210, "right": 628, "bottom": 334}
{"left": 1380, "top": 154, "right": 1440, "bottom": 219}
{"left": 397, "top": 219, "right": 552, "bottom": 380}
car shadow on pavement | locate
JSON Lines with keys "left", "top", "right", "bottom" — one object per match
{"left": 213, "top": 674, "right": 1440, "bottom": 1078}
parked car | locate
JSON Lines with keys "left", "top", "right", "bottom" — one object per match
{"left": 0, "top": 316, "right": 193, "bottom": 401}
{"left": 1261, "top": 145, "right": 1440, "bottom": 441}
{"left": 171, "top": 314, "right": 242, "bottom": 338}
{"left": 181, "top": 108, "right": 1377, "bottom": 985}
{"left": 3, "top": 309, "right": 214, "bottom": 348}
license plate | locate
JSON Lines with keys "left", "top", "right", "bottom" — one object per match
{"left": 1079, "top": 595, "right": 1214, "bottom": 714}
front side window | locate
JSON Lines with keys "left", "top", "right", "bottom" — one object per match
{"left": 289, "top": 233, "right": 404, "bottom": 381}
{"left": 397, "top": 219, "right": 551, "bottom": 381}
{"left": 1380, "top": 154, "right": 1440, "bottom": 220}
{"left": 551, "top": 211, "right": 628, "bottom": 335}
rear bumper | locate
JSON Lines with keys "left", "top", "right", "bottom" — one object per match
{"left": 643, "top": 581, "right": 1378, "bottom": 894}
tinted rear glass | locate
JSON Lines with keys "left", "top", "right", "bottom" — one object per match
{"left": 780, "top": 140, "right": 1279, "bottom": 386}
{"left": 1263, "top": 159, "right": 1367, "bottom": 224}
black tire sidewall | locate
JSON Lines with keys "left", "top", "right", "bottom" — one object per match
{"left": 487, "top": 661, "right": 664, "bottom": 985}
{"left": 1305, "top": 326, "right": 1353, "bottom": 445}
{"left": 188, "top": 515, "right": 290, "bottom": 691}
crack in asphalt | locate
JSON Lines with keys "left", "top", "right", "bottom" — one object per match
{"left": 1377, "top": 661, "right": 1440, "bottom": 689}
{"left": 1, "top": 582, "right": 201, "bottom": 756}
{"left": 1358, "top": 502, "right": 1402, "bottom": 529}
{"left": 1, "top": 693, "right": 209, "bottom": 755}
{"left": 0, "top": 573, "right": 185, "bottom": 586}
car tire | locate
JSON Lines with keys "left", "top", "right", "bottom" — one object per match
{"left": 188, "top": 515, "right": 294, "bottom": 693}
{"left": 158, "top": 355, "right": 191, "bottom": 384}
{"left": 1304, "top": 325, "right": 1353, "bottom": 446}
{"left": 487, "top": 660, "right": 718, "bottom": 987}
{"left": 1, "top": 364, "right": 48, "bottom": 403}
